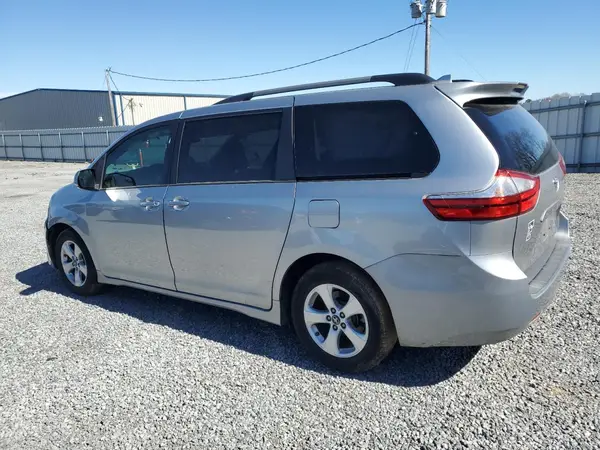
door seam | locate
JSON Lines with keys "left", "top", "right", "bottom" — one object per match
{"left": 161, "top": 186, "right": 179, "bottom": 290}
{"left": 270, "top": 181, "right": 297, "bottom": 305}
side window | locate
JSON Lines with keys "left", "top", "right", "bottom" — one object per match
{"left": 103, "top": 125, "right": 173, "bottom": 188}
{"left": 178, "top": 113, "right": 281, "bottom": 183}
{"left": 294, "top": 101, "right": 439, "bottom": 179}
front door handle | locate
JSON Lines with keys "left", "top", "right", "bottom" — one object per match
{"left": 140, "top": 197, "right": 161, "bottom": 211}
{"left": 168, "top": 197, "right": 190, "bottom": 211}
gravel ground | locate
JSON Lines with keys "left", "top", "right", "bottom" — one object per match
{"left": 0, "top": 160, "right": 598, "bottom": 449}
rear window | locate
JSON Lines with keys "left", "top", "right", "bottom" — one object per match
{"left": 294, "top": 101, "right": 439, "bottom": 179}
{"left": 465, "top": 103, "right": 559, "bottom": 174}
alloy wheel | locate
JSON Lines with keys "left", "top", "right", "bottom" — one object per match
{"left": 60, "top": 240, "right": 87, "bottom": 287}
{"left": 303, "top": 283, "right": 369, "bottom": 358}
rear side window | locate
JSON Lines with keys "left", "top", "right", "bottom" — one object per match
{"left": 178, "top": 112, "right": 281, "bottom": 183}
{"left": 294, "top": 101, "right": 439, "bottom": 179}
{"left": 465, "top": 104, "right": 559, "bottom": 174}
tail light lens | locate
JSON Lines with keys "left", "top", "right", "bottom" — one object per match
{"left": 424, "top": 169, "right": 540, "bottom": 221}
{"left": 558, "top": 153, "right": 567, "bottom": 175}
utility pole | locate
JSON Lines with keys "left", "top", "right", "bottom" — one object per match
{"left": 105, "top": 69, "right": 117, "bottom": 127}
{"left": 424, "top": 9, "right": 431, "bottom": 76}
{"left": 410, "top": 0, "right": 447, "bottom": 76}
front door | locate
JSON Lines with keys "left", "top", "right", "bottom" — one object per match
{"left": 86, "top": 122, "right": 177, "bottom": 289}
{"left": 163, "top": 109, "right": 295, "bottom": 308}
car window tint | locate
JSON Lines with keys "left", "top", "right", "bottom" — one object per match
{"left": 465, "top": 103, "right": 559, "bottom": 175}
{"left": 294, "top": 101, "right": 439, "bottom": 179}
{"left": 178, "top": 113, "right": 281, "bottom": 183}
{"left": 103, "top": 125, "right": 172, "bottom": 188}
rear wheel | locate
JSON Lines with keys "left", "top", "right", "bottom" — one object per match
{"left": 291, "top": 261, "right": 397, "bottom": 372}
{"left": 54, "top": 229, "right": 103, "bottom": 296}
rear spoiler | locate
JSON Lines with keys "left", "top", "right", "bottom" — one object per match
{"left": 434, "top": 81, "right": 529, "bottom": 106}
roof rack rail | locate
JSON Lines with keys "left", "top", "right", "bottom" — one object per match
{"left": 216, "top": 73, "right": 434, "bottom": 105}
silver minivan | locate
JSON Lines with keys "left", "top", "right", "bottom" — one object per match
{"left": 45, "top": 74, "right": 571, "bottom": 372}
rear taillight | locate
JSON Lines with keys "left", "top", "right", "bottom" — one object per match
{"left": 558, "top": 153, "right": 567, "bottom": 175}
{"left": 424, "top": 169, "right": 540, "bottom": 221}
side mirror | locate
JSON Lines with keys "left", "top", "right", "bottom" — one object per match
{"left": 75, "top": 169, "right": 97, "bottom": 190}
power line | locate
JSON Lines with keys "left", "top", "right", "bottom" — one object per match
{"left": 116, "top": 98, "right": 133, "bottom": 123}
{"left": 104, "top": 69, "right": 117, "bottom": 126}
{"left": 100, "top": 73, "right": 108, "bottom": 91}
{"left": 109, "top": 23, "right": 423, "bottom": 83}
{"left": 107, "top": 70, "right": 134, "bottom": 124}
{"left": 404, "top": 19, "right": 419, "bottom": 72}
{"left": 430, "top": 25, "right": 487, "bottom": 81}
{"left": 108, "top": 71, "right": 126, "bottom": 122}
{"left": 406, "top": 27, "right": 419, "bottom": 71}
{"left": 403, "top": 20, "right": 417, "bottom": 71}
{"left": 108, "top": 71, "right": 122, "bottom": 94}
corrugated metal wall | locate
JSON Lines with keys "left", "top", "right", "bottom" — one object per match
{"left": 0, "top": 90, "right": 112, "bottom": 131}
{"left": 113, "top": 94, "right": 222, "bottom": 126}
{"left": 0, "top": 90, "right": 224, "bottom": 161}
{"left": 115, "top": 94, "right": 185, "bottom": 127}
{"left": 523, "top": 93, "right": 600, "bottom": 172}
{"left": 185, "top": 96, "right": 223, "bottom": 110}
{"left": 0, "top": 126, "right": 131, "bottom": 162}
{"left": 0, "top": 89, "right": 226, "bottom": 131}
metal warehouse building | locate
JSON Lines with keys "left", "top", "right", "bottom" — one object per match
{"left": 0, "top": 89, "right": 227, "bottom": 131}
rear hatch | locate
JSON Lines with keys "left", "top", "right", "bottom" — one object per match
{"left": 464, "top": 103, "right": 565, "bottom": 276}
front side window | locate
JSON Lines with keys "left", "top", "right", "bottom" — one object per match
{"left": 103, "top": 125, "right": 173, "bottom": 188}
{"left": 178, "top": 113, "right": 282, "bottom": 184}
{"left": 294, "top": 101, "right": 439, "bottom": 179}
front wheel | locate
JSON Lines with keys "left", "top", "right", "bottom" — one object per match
{"left": 54, "top": 229, "right": 103, "bottom": 296}
{"left": 291, "top": 261, "right": 397, "bottom": 373}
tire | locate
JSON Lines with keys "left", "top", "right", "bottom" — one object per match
{"left": 291, "top": 261, "right": 397, "bottom": 373}
{"left": 54, "top": 229, "right": 103, "bottom": 296}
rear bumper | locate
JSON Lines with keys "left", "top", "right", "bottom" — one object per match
{"left": 366, "top": 219, "right": 571, "bottom": 347}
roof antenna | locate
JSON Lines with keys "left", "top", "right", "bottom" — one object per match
{"left": 437, "top": 74, "right": 452, "bottom": 81}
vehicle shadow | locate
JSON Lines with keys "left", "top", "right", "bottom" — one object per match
{"left": 16, "top": 263, "right": 480, "bottom": 387}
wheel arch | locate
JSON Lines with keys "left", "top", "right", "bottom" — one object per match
{"left": 47, "top": 222, "right": 96, "bottom": 269}
{"left": 277, "top": 253, "right": 388, "bottom": 326}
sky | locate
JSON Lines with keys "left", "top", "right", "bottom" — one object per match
{"left": 1, "top": 0, "right": 599, "bottom": 101}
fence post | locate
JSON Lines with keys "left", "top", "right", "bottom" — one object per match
{"left": 106, "top": 129, "right": 110, "bottom": 146}
{"left": 82, "top": 131, "right": 87, "bottom": 162}
{"left": 1, "top": 133, "right": 5, "bottom": 160}
{"left": 19, "top": 133, "right": 24, "bottom": 160}
{"left": 58, "top": 132, "right": 64, "bottom": 161}
{"left": 577, "top": 101, "right": 588, "bottom": 172}
{"left": 39, "top": 133, "right": 44, "bottom": 161}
